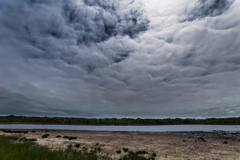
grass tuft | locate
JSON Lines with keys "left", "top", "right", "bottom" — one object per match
{"left": 123, "top": 147, "right": 129, "bottom": 153}
{"left": 116, "top": 149, "right": 121, "bottom": 154}
{"left": 0, "top": 135, "right": 98, "bottom": 160}
{"left": 74, "top": 144, "right": 81, "bottom": 148}
{"left": 136, "top": 150, "right": 148, "bottom": 155}
{"left": 42, "top": 134, "right": 49, "bottom": 138}
{"left": 63, "top": 136, "right": 77, "bottom": 140}
{"left": 20, "top": 137, "right": 37, "bottom": 142}
{"left": 119, "top": 150, "right": 156, "bottom": 160}
{"left": 151, "top": 152, "right": 157, "bottom": 157}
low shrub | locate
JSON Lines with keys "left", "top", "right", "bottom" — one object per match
{"left": 223, "top": 141, "right": 228, "bottom": 144}
{"left": 67, "top": 144, "right": 72, "bottom": 150}
{"left": 28, "top": 138, "right": 37, "bottom": 141}
{"left": 63, "top": 136, "right": 77, "bottom": 140}
{"left": 90, "top": 150, "right": 95, "bottom": 154}
{"left": 32, "top": 131, "right": 36, "bottom": 133}
{"left": 3, "top": 130, "right": 13, "bottom": 133}
{"left": 82, "top": 147, "right": 88, "bottom": 152}
{"left": 97, "top": 147, "right": 102, "bottom": 152}
{"left": 42, "top": 134, "right": 49, "bottom": 138}
{"left": 74, "top": 144, "right": 81, "bottom": 148}
{"left": 151, "top": 152, "right": 157, "bottom": 157}
{"left": 123, "top": 147, "right": 129, "bottom": 153}
{"left": 116, "top": 150, "right": 121, "bottom": 154}
{"left": 20, "top": 138, "right": 37, "bottom": 142}
{"left": 2, "top": 130, "right": 28, "bottom": 134}
{"left": 119, "top": 150, "right": 153, "bottom": 160}
{"left": 136, "top": 150, "right": 148, "bottom": 155}
{"left": 56, "top": 135, "right": 61, "bottom": 138}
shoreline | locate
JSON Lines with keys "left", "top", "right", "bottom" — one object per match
{"left": 1, "top": 128, "right": 240, "bottom": 133}
{"left": 1, "top": 124, "right": 240, "bottom": 133}
{"left": 1, "top": 128, "right": 240, "bottom": 138}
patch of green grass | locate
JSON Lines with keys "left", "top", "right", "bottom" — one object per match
{"left": 67, "top": 144, "right": 72, "bottom": 150}
{"left": 119, "top": 150, "right": 156, "bottom": 160}
{"left": 20, "top": 137, "right": 37, "bottom": 142}
{"left": 89, "top": 145, "right": 102, "bottom": 154}
{"left": 119, "top": 150, "right": 152, "bottom": 160}
{"left": 2, "top": 135, "right": 20, "bottom": 141}
{"left": 82, "top": 147, "right": 88, "bottom": 152}
{"left": 42, "top": 134, "right": 49, "bottom": 138}
{"left": 0, "top": 135, "right": 98, "bottom": 160}
{"left": 90, "top": 149, "right": 96, "bottom": 154}
{"left": 136, "top": 150, "right": 148, "bottom": 155}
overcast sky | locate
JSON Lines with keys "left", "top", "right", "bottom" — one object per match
{"left": 0, "top": 0, "right": 240, "bottom": 118}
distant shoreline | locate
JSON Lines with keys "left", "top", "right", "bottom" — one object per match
{"left": 1, "top": 115, "right": 240, "bottom": 126}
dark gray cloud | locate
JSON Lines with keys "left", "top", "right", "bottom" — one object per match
{"left": 0, "top": 0, "right": 240, "bottom": 118}
{"left": 185, "top": 0, "right": 233, "bottom": 21}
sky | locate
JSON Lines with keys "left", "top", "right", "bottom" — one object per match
{"left": 0, "top": 0, "right": 240, "bottom": 118}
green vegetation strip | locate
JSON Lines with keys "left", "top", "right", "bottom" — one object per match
{"left": 0, "top": 135, "right": 98, "bottom": 160}
{"left": 0, "top": 134, "right": 157, "bottom": 160}
{"left": 1, "top": 130, "right": 28, "bottom": 133}
{"left": 1, "top": 115, "right": 240, "bottom": 125}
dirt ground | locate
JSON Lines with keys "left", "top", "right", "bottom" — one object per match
{"left": 1, "top": 129, "right": 240, "bottom": 160}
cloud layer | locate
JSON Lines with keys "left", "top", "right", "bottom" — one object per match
{"left": 0, "top": 0, "right": 240, "bottom": 118}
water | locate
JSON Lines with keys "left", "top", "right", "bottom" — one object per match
{"left": 0, "top": 124, "right": 240, "bottom": 132}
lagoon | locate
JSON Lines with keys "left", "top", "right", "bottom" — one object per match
{"left": 1, "top": 124, "right": 240, "bottom": 132}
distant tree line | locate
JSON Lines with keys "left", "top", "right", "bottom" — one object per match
{"left": 1, "top": 115, "right": 240, "bottom": 125}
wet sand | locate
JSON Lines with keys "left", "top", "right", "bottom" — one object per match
{"left": 1, "top": 129, "right": 240, "bottom": 160}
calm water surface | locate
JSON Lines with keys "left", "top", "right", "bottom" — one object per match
{"left": 1, "top": 124, "right": 240, "bottom": 132}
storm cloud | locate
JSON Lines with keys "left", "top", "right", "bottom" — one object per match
{"left": 0, "top": 0, "right": 240, "bottom": 118}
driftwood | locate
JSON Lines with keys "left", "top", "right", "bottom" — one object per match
{"left": 183, "top": 136, "right": 205, "bottom": 142}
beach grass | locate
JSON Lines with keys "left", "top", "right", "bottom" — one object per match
{"left": 0, "top": 135, "right": 98, "bottom": 160}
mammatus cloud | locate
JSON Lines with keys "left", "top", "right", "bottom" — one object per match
{"left": 0, "top": 0, "right": 240, "bottom": 118}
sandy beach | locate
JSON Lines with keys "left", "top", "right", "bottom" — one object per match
{"left": 1, "top": 129, "right": 240, "bottom": 160}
